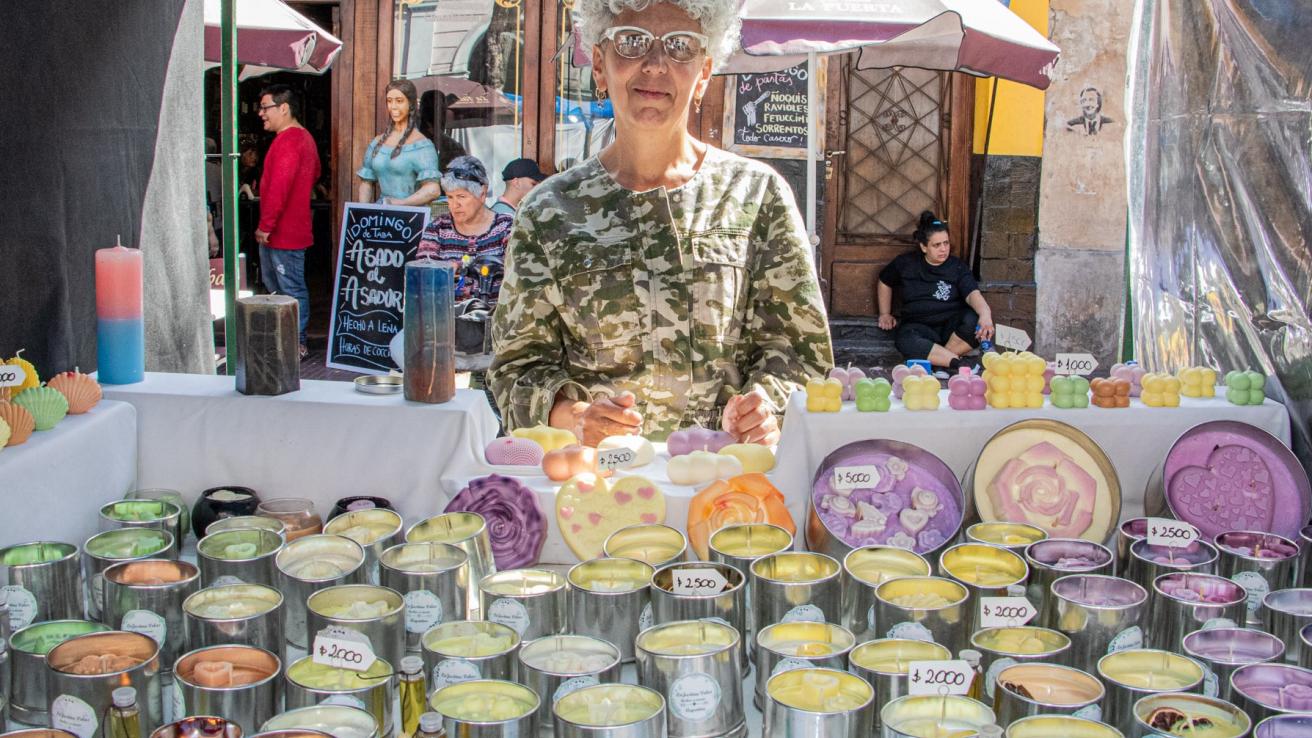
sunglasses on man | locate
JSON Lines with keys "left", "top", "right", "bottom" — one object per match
{"left": 602, "top": 26, "right": 709, "bottom": 64}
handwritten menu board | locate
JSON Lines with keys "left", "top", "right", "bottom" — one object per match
{"left": 326, "top": 202, "right": 430, "bottom": 374}
{"left": 723, "top": 60, "right": 827, "bottom": 159}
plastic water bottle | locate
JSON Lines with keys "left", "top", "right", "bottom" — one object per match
{"left": 977, "top": 324, "right": 993, "bottom": 352}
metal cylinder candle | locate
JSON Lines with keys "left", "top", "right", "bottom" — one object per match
{"left": 879, "top": 695, "right": 995, "bottom": 738}
{"left": 260, "top": 705, "right": 379, "bottom": 738}
{"left": 1256, "top": 714, "right": 1312, "bottom": 737}
{"left": 650, "top": 560, "right": 747, "bottom": 670}
{"left": 421, "top": 620, "right": 520, "bottom": 692}
{"left": 8, "top": 620, "right": 110, "bottom": 726}
{"left": 603, "top": 524, "right": 688, "bottom": 569}
{"left": 305, "top": 584, "right": 406, "bottom": 681}
{"left": 249, "top": 731, "right": 334, "bottom": 738}
{"left": 1115, "top": 518, "right": 1149, "bottom": 577}
{"left": 937, "top": 543, "right": 1029, "bottom": 635}
{"left": 403, "top": 259, "right": 456, "bottom": 404}
{"left": 1302, "top": 624, "right": 1312, "bottom": 670}
{"left": 235, "top": 294, "right": 301, "bottom": 396}
{"left": 1183, "top": 627, "right": 1285, "bottom": 703}
{"left": 965, "top": 522, "right": 1047, "bottom": 554}
{"left": 1050, "top": 574, "right": 1148, "bottom": 661}
{"left": 763, "top": 667, "right": 874, "bottom": 737}
{"left": 751, "top": 551, "right": 841, "bottom": 632}
{"left": 753, "top": 622, "right": 854, "bottom": 710}
{"left": 83, "top": 528, "right": 176, "bottom": 620}
{"left": 96, "top": 238, "right": 145, "bottom": 385}
{"left": 480, "top": 569, "right": 567, "bottom": 642}
{"left": 174, "top": 645, "right": 281, "bottom": 733}
{"left": 103, "top": 559, "right": 201, "bottom": 679}
{"left": 275, "top": 535, "right": 367, "bottom": 649}
{"left": 1149, "top": 572, "right": 1248, "bottom": 651}
{"left": 46, "top": 630, "right": 163, "bottom": 736}
{"left": 407, "top": 512, "right": 495, "bottom": 619}
{"left": 196, "top": 529, "right": 284, "bottom": 589}
{"left": 323, "top": 509, "right": 404, "bottom": 585}
{"left": 1262, "top": 590, "right": 1312, "bottom": 666}
{"left": 99, "top": 500, "right": 184, "bottom": 558}
{"left": 182, "top": 584, "right": 284, "bottom": 657}
{"left": 1232, "top": 663, "right": 1312, "bottom": 722}
{"left": 840, "top": 546, "right": 930, "bottom": 644}
{"left": 149, "top": 718, "right": 242, "bottom": 738}
{"left": 0, "top": 542, "right": 83, "bottom": 630}
{"left": 0, "top": 731, "right": 82, "bottom": 738}
{"left": 429, "top": 679, "right": 539, "bottom": 735}
{"left": 970, "top": 626, "right": 1071, "bottom": 701}
{"left": 517, "top": 634, "right": 622, "bottom": 734}
{"left": 552, "top": 683, "right": 666, "bottom": 738}
{"left": 1096, "top": 649, "right": 1205, "bottom": 734}
{"left": 378, "top": 542, "right": 468, "bottom": 654}
{"left": 872, "top": 576, "right": 969, "bottom": 651}
{"left": 567, "top": 558, "right": 653, "bottom": 664}
{"left": 993, "top": 662, "right": 1104, "bottom": 725}
{"left": 847, "top": 638, "right": 950, "bottom": 733}
{"left": 1300, "top": 526, "right": 1312, "bottom": 588}
{"left": 1006, "top": 715, "right": 1123, "bottom": 738}
{"left": 285, "top": 657, "right": 393, "bottom": 736}
{"left": 635, "top": 620, "right": 744, "bottom": 738}
{"left": 205, "top": 516, "right": 286, "bottom": 544}
{"left": 1025, "top": 539, "right": 1113, "bottom": 624}
{"left": 708, "top": 523, "right": 793, "bottom": 659}
{"left": 1125, "top": 539, "right": 1219, "bottom": 593}
{"left": 127, "top": 489, "right": 189, "bottom": 547}
{"left": 1216, "top": 531, "right": 1299, "bottom": 628}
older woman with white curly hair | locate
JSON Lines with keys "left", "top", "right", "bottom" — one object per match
{"left": 489, "top": 0, "right": 833, "bottom": 447}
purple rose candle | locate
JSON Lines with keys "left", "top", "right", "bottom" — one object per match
{"left": 1025, "top": 538, "right": 1113, "bottom": 625}
{"left": 1149, "top": 572, "right": 1248, "bottom": 653}
{"left": 1232, "top": 662, "right": 1312, "bottom": 721}
{"left": 1126, "top": 538, "right": 1218, "bottom": 594}
{"left": 1183, "top": 627, "right": 1285, "bottom": 703}
{"left": 1257, "top": 714, "right": 1312, "bottom": 737}
{"left": 444, "top": 475, "right": 547, "bottom": 571}
{"left": 1048, "top": 574, "right": 1147, "bottom": 664}
{"left": 1263, "top": 589, "right": 1312, "bottom": 667}
{"left": 1216, "top": 530, "right": 1299, "bottom": 628}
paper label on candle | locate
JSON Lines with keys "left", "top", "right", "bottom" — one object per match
{"left": 639, "top": 603, "right": 653, "bottom": 631}
{"left": 313, "top": 625, "right": 378, "bottom": 672}
{"left": 672, "top": 568, "right": 730, "bottom": 596}
{"left": 597, "top": 447, "right": 638, "bottom": 472}
{"left": 487, "top": 597, "right": 532, "bottom": 636}
{"left": 781, "top": 604, "right": 826, "bottom": 624}
{"left": 771, "top": 657, "right": 815, "bottom": 677}
{"left": 433, "top": 659, "right": 482, "bottom": 691}
{"left": 172, "top": 683, "right": 186, "bottom": 722}
{"left": 51, "top": 694, "right": 99, "bottom": 738}
{"left": 122, "top": 609, "right": 167, "bottom": 644}
{"left": 0, "top": 366, "right": 23, "bottom": 388}
{"left": 867, "top": 604, "right": 877, "bottom": 633}
{"left": 1231, "top": 571, "right": 1269, "bottom": 614}
{"left": 554, "top": 675, "right": 601, "bottom": 704}
{"left": 2, "top": 584, "right": 38, "bottom": 630}
{"left": 994, "top": 324, "right": 1032, "bottom": 351}
{"left": 404, "top": 589, "right": 444, "bottom": 634}
{"left": 1202, "top": 666, "right": 1219, "bottom": 698}
{"left": 322, "top": 694, "right": 368, "bottom": 712}
{"left": 886, "top": 621, "right": 934, "bottom": 642}
{"left": 668, "top": 673, "right": 721, "bottom": 721}
{"left": 1202, "top": 617, "right": 1238, "bottom": 630}
{"left": 907, "top": 660, "right": 973, "bottom": 696}
{"left": 979, "top": 597, "right": 1037, "bottom": 628}
{"left": 212, "top": 575, "right": 245, "bottom": 587}
{"left": 1146, "top": 518, "right": 1198, "bottom": 548}
{"left": 1072, "top": 704, "right": 1102, "bottom": 722}
{"left": 1054, "top": 353, "right": 1098, "bottom": 376}
{"left": 1107, "top": 626, "right": 1143, "bottom": 653}
{"left": 833, "top": 465, "right": 882, "bottom": 491}
{"left": 91, "top": 574, "right": 105, "bottom": 615}
{"left": 984, "top": 656, "right": 1017, "bottom": 699}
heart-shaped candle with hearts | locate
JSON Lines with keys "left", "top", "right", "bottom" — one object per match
{"left": 556, "top": 474, "right": 667, "bottom": 560}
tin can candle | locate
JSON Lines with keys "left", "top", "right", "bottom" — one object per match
{"left": 763, "top": 667, "right": 874, "bottom": 737}
{"left": 1299, "top": 526, "right": 1312, "bottom": 588}
{"left": 993, "top": 662, "right": 1104, "bottom": 725}
{"left": 256, "top": 498, "right": 323, "bottom": 541}
{"left": 249, "top": 731, "right": 333, "bottom": 738}
{"left": 260, "top": 705, "right": 379, "bottom": 738}
{"left": 1215, "top": 531, "right": 1299, "bottom": 628}
{"left": 1232, "top": 663, "right": 1312, "bottom": 722}
{"left": 174, "top": 645, "right": 281, "bottom": 733}
{"left": 937, "top": 543, "right": 1029, "bottom": 635}
{"left": 567, "top": 558, "right": 653, "bottom": 664}
{"left": 205, "top": 516, "right": 287, "bottom": 543}
{"left": 103, "top": 559, "right": 201, "bottom": 680}
{"left": 127, "top": 488, "right": 190, "bottom": 545}
{"left": 1302, "top": 624, "right": 1312, "bottom": 671}
{"left": 552, "top": 683, "right": 665, "bottom": 738}
{"left": 421, "top": 620, "right": 520, "bottom": 692}
{"left": 407, "top": 512, "right": 495, "bottom": 619}
{"left": 1006, "top": 715, "right": 1123, "bottom": 738}
{"left": 148, "top": 717, "right": 241, "bottom": 738}
{"left": 83, "top": 528, "right": 175, "bottom": 621}
{"left": 197, "top": 529, "right": 284, "bottom": 589}
{"left": 751, "top": 551, "right": 841, "bottom": 633}
{"left": 0, "top": 730, "right": 81, "bottom": 738}
{"left": 323, "top": 509, "right": 404, "bottom": 585}
{"left": 1183, "top": 627, "right": 1284, "bottom": 703}
{"left": 480, "top": 569, "right": 567, "bottom": 642}
{"left": 970, "top": 626, "right": 1071, "bottom": 700}
{"left": 429, "top": 679, "right": 539, "bottom": 735}
{"left": 99, "top": 500, "right": 184, "bottom": 558}
{"left": 709, "top": 523, "right": 793, "bottom": 659}
{"left": 635, "top": 620, "right": 744, "bottom": 738}
{"left": 306, "top": 585, "right": 406, "bottom": 683}
{"left": 604, "top": 524, "right": 688, "bottom": 569}
{"left": 965, "top": 523, "right": 1047, "bottom": 554}
{"left": 880, "top": 695, "right": 996, "bottom": 738}
{"left": 847, "top": 638, "right": 949, "bottom": 732}
{"left": 650, "top": 560, "right": 747, "bottom": 670}
{"left": 872, "top": 576, "right": 969, "bottom": 651}
{"left": 284, "top": 656, "right": 393, "bottom": 736}
{"left": 1131, "top": 691, "right": 1252, "bottom": 738}
{"left": 1025, "top": 539, "right": 1113, "bottom": 625}
{"left": 753, "top": 622, "right": 854, "bottom": 710}
{"left": 1050, "top": 574, "right": 1148, "bottom": 662}
{"left": 1149, "top": 572, "right": 1247, "bottom": 652}
{"left": 518, "top": 634, "right": 622, "bottom": 735}
{"left": 276, "top": 535, "right": 367, "bottom": 649}
{"left": 46, "top": 630, "right": 163, "bottom": 737}
{"left": 0, "top": 541, "right": 83, "bottom": 629}
{"left": 1262, "top": 590, "right": 1312, "bottom": 666}
{"left": 1096, "top": 649, "right": 1206, "bottom": 734}
{"left": 1126, "top": 539, "right": 1219, "bottom": 594}
{"left": 182, "top": 584, "right": 284, "bottom": 657}
{"left": 841, "top": 546, "right": 930, "bottom": 644}
{"left": 9, "top": 620, "right": 111, "bottom": 726}
{"left": 1256, "top": 714, "right": 1312, "bottom": 737}
{"left": 378, "top": 542, "right": 467, "bottom": 654}
{"left": 1116, "top": 518, "right": 1149, "bottom": 577}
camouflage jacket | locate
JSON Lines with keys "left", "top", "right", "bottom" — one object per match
{"left": 488, "top": 146, "right": 834, "bottom": 439}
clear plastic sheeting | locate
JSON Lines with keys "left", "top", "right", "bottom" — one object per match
{"left": 1127, "top": 0, "right": 1312, "bottom": 474}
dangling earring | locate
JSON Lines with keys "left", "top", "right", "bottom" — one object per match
{"left": 596, "top": 87, "right": 608, "bottom": 100}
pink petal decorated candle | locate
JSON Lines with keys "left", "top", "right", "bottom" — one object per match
{"left": 95, "top": 237, "right": 144, "bottom": 384}
{"left": 444, "top": 475, "right": 546, "bottom": 570}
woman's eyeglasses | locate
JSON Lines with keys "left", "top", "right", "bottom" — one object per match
{"left": 602, "top": 26, "right": 708, "bottom": 64}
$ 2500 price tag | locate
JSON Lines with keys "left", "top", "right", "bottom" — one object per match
{"left": 979, "top": 597, "right": 1037, "bottom": 628}
{"left": 312, "top": 626, "right": 377, "bottom": 672}
{"left": 596, "top": 447, "right": 637, "bottom": 473}
{"left": 907, "top": 660, "right": 973, "bottom": 696}
{"left": 832, "top": 465, "right": 882, "bottom": 492}
{"left": 672, "top": 568, "right": 729, "bottom": 596}
{"left": 0, "top": 366, "right": 22, "bottom": 388}
{"left": 1146, "top": 518, "right": 1198, "bottom": 548}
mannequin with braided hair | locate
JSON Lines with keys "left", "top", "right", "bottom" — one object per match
{"left": 356, "top": 80, "right": 441, "bottom": 206}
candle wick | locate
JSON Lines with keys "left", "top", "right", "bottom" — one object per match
{"left": 116, "top": 234, "right": 123, "bottom": 249}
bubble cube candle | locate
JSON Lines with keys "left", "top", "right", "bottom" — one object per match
{"left": 854, "top": 378, "right": 892, "bottom": 412}
{"left": 828, "top": 365, "right": 866, "bottom": 401}
{"left": 1110, "top": 362, "right": 1145, "bottom": 396}
{"left": 1042, "top": 362, "right": 1056, "bottom": 395}
{"left": 901, "top": 376, "right": 940, "bottom": 411}
{"left": 1049, "top": 376, "right": 1090, "bottom": 408}
{"left": 1225, "top": 370, "right": 1266, "bottom": 405}
{"left": 891, "top": 364, "right": 927, "bottom": 400}
{"left": 1177, "top": 366, "right": 1217, "bottom": 398}
{"left": 1090, "top": 377, "right": 1130, "bottom": 408}
{"left": 947, "top": 368, "right": 986, "bottom": 410}
{"left": 1141, "top": 373, "right": 1182, "bottom": 407}
{"left": 983, "top": 351, "right": 1046, "bottom": 409}
{"left": 805, "top": 377, "right": 842, "bottom": 412}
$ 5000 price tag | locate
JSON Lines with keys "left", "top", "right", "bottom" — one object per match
{"left": 832, "top": 465, "right": 881, "bottom": 492}
{"left": 980, "top": 597, "right": 1037, "bottom": 628}
{"left": 907, "top": 660, "right": 973, "bottom": 696}
{"left": 1146, "top": 518, "right": 1198, "bottom": 548}
{"left": 596, "top": 447, "right": 637, "bottom": 473}
{"left": 672, "top": 568, "right": 729, "bottom": 596}
{"left": 0, "top": 366, "right": 22, "bottom": 388}
{"left": 313, "top": 626, "right": 377, "bottom": 672}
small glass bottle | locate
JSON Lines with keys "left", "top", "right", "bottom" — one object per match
{"left": 107, "top": 686, "right": 140, "bottom": 738}
{"left": 399, "top": 655, "right": 428, "bottom": 738}
{"left": 256, "top": 497, "right": 323, "bottom": 540}
{"left": 415, "top": 711, "right": 444, "bottom": 738}
{"left": 959, "top": 649, "right": 984, "bottom": 702}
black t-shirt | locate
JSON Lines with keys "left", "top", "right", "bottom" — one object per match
{"left": 878, "top": 251, "right": 979, "bottom": 324}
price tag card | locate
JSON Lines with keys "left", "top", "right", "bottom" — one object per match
{"left": 313, "top": 626, "right": 377, "bottom": 672}
{"left": 1054, "top": 353, "right": 1099, "bottom": 376}
{"left": 1146, "top": 518, "right": 1199, "bottom": 548}
{"left": 832, "top": 465, "right": 882, "bottom": 492}
{"left": 0, "top": 366, "right": 23, "bottom": 388}
{"left": 994, "top": 324, "right": 1032, "bottom": 351}
{"left": 980, "top": 597, "right": 1038, "bottom": 628}
{"left": 597, "top": 447, "right": 637, "bottom": 473}
{"left": 672, "top": 568, "right": 729, "bottom": 596}
{"left": 907, "top": 660, "right": 973, "bottom": 696}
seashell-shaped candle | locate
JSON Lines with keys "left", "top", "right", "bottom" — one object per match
{"left": 48, "top": 370, "right": 102, "bottom": 414}
{"left": 13, "top": 385, "right": 69, "bottom": 430}
{"left": 0, "top": 401, "right": 35, "bottom": 445}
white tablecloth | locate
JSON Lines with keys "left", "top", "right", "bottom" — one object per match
{"left": 0, "top": 400, "right": 137, "bottom": 549}
{"left": 102, "top": 373, "right": 500, "bottom": 526}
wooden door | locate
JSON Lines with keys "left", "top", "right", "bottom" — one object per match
{"left": 821, "top": 58, "right": 974, "bottom": 318}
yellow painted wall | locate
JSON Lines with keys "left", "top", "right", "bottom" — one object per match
{"left": 973, "top": 0, "right": 1049, "bottom": 157}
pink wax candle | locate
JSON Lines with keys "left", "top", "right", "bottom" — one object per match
{"left": 95, "top": 237, "right": 144, "bottom": 384}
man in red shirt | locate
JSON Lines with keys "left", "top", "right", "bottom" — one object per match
{"left": 255, "top": 84, "right": 320, "bottom": 359}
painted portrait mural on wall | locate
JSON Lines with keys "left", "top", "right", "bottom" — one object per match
{"left": 1065, "top": 86, "right": 1115, "bottom": 135}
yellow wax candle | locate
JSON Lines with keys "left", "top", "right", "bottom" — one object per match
{"left": 555, "top": 684, "right": 663, "bottom": 726}
{"left": 637, "top": 621, "right": 736, "bottom": 656}
{"left": 973, "top": 627, "right": 1069, "bottom": 656}
{"left": 1007, "top": 716, "right": 1123, "bottom": 738}
{"left": 876, "top": 577, "right": 967, "bottom": 612}
{"left": 845, "top": 546, "right": 930, "bottom": 587}
{"left": 967, "top": 522, "right": 1047, "bottom": 548}
{"left": 408, "top": 512, "right": 485, "bottom": 544}
{"left": 754, "top": 552, "right": 839, "bottom": 583}
{"left": 758, "top": 623, "right": 854, "bottom": 657}
{"left": 430, "top": 680, "right": 537, "bottom": 722}
{"left": 940, "top": 544, "right": 1027, "bottom": 587}
{"left": 287, "top": 657, "right": 390, "bottom": 689}
{"left": 568, "top": 558, "right": 654, "bottom": 593}
{"left": 184, "top": 585, "right": 281, "bottom": 619}
{"left": 767, "top": 668, "right": 872, "bottom": 712}
{"left": 710, "top": 524, "right": 793, "bottom": 558}
{"left": 850, "top": 639, "right": 950, "bottom": 674}
{"left": 423, "top": 622, "right": 518, "bottom": 657}
{"left": 603, "top": 524, "right": 686, "bottom": 566}
{"left": 1098, "top": 649, "right": 1203, "bottom": 690}
{"left": 481, "top": 569, "right": 564, "bottom": 596}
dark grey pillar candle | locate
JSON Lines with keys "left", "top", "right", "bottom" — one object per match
{"left": 235, "top": 295, "right": 300, "bottom": 395}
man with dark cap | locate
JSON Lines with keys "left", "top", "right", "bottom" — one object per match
{"left": 492, "top": 158, "right": 547, "bottom": 216}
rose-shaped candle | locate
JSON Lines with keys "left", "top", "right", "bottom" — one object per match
{"left": 444, "top": 475, "right": 545, "bottom": 570}
{"left": 686, "top": 473, "right": 795, "bottom": 559}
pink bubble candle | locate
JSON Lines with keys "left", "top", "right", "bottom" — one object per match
{"left": 1111, "top": 362, "right": 1146, "bottom": 397}
{"left": 948, "top": 368, "right": 986, "bottom": 410}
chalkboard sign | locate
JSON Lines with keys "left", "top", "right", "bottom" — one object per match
{"left": 326, "top": 202, "right": 431, "bottom": 374}
{"left": 723, "top": 59, "right": 827, "bottom": 159}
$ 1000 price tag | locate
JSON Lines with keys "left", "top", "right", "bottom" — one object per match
{"left": 313, "top": 626, "right": 377, "bottom": 672}
{"left": 832, "top": 465, "right": 881, "bottom": 491}
{"left": 907, "top": 660, "right": 973, "bottom": 696}
{"left": 0, "top": 366, "right": 22, "bottom": 388}
{"left": 979, "top": 597, "right": 1037, "bottom": 628}
{"left": 672, "top": 568, "right": 729, "bottom": 596}
{"left": 1146, "top": 518, "right": 1198, "bottom": 548}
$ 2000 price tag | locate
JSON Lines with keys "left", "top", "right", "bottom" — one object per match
{"left": 979, "top": 597, "right": 1037, "bottom": 628}
{"left": 907, "top": 660, "right": 973, "bottom": 696}
{"left": 1146, "top": 518, "right": 1198, "bottom": 548}
{"left": 832, "top": 465, "right": 881, "bottom": 491}
{"left": 313, "top": 626, "right": 377, "bottom": 672}
{"left": 672, "top": 568, "right": 729, "bottom": 596}
{"left": 0, "top": 366, "right": 22, "bottom": 388}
